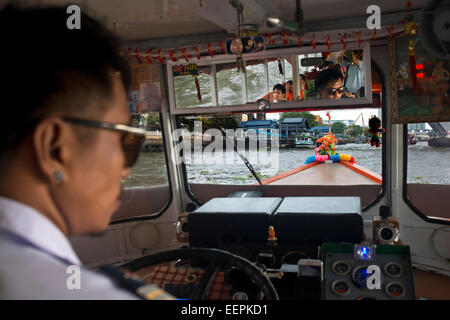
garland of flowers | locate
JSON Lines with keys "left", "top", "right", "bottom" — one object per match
{"left": 316, "top": 132, "right": 337, "bottom": 156}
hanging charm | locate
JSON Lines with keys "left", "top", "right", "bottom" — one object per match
{"left": 310, "top": 33, "right": 316, "bottom": 49}
{"left": 195, "top": 75, "right": 202, "bottom": 101}
{"left": 134, "top": 48, "right": 142, "bottom": 64}
{"left": 297, "top": 35, "right": 302, "bottom": 48}
{"left": 355, "top": 31, "right": 362, "bottom": 48}
{"left": 325, "top": 34, "right": 332, "bottom": 51}
{"left": 277, "top": 58, "right": 284, "bottom": 75}
{"left": 402, "top": 0, "right": 419, "bottom": 95}
{"left": 145, "top": 49, "right": 153, "bottom": 64}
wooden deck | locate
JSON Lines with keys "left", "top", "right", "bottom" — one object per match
{"left": 262, "top": 162, "right": 382, "bottom": 186}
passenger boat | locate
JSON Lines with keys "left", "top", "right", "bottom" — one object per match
{"left": 295, "top": 135, "right": 315, "bottom": 148}
{"left": 11, "top": 0, "right": 449, "bottom": 303}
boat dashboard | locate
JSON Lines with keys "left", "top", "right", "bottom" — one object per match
{"left": 123, "top": 194, "right": 415, "bottom": 300}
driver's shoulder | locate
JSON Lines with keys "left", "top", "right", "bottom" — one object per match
{"left": 0, "top": 242, "right": 139, "bottom": 299}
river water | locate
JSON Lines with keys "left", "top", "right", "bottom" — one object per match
{"left": 122, "top": 140, "right": 449, "bottom": 187}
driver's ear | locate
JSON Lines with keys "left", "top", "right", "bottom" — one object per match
{"left": 32, "top": 117, "right": 72, "bottom": 184}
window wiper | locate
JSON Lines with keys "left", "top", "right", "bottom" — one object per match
{"left": 218, "top": 126, "right": 263, "bottom": 186}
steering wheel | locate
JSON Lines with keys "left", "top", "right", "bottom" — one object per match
{"left": 121, "top": 247, "right": 279, "bottom": 300}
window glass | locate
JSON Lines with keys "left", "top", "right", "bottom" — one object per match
{"left": 121, "top": 112, "right": 169, "bottom": 188}
{"left": 268, "top": 59, "right": 284, "bottom": 93}
{"left": 217, "top": 62, "right": 243, "bottom": 105}
{"left": 246, "top": 59, "right": 267, "bottom": 103}
{"left": 406, "top": 122, "right": 450, "bottom": 221}
{"left": 174, "top": 66, "right": 212, "bottom": 108}
{"left": 180, "top": 108, "right": 382, "bottom": 186}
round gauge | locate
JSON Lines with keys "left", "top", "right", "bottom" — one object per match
{"left": 385, "top": 282, "right": 405, "bottom": 299}
{"left": 375, "top": 223, "right": 400, "bottom": 245}
{"left": 331, "top": 280, "right": 351, "bottom": 296}
{"left": 352, "top": 265, "right": 372, "bottom": 289}
{"left": 331, "top": 260, "right": 351, "bottom": 276}
{"left": 380, "top": 227, "right": 394, "bottom": 241}
{"left": 384, "top": 262, "right": 404, "bottom": 278}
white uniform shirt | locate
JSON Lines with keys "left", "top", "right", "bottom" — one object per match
{"left": 0, "top": 196, "right": 138, "bottom": 300}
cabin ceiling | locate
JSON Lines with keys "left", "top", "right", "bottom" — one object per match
{"left": 2, "top": 0, "right": 430, "bottom": 44}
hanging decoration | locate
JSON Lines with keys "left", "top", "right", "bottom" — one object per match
{"left": 134, "top": 48, "right": 142, "bottom": 63}
{"left": 355, "top": 31, "right": 362, "bottom": 48}
{"left": 277, "top": 58, "right": 284, "bottom": 75}
{"left": 145, "top": 49, "right": 153, "bottom": 64}
{"left": 181, "top": 48, "right": 190, "bottom": 62}
{"left": 124, "top": 25, "right": 403, "bottom": 67}
{"left": 387, "top": 25, "right": 394, "bottom": 43}
{"left": 195, "top": 47, "right": 201, "bottom": 60}
{"left": 263, "top": 33, "right": 276, "bottom": 46}
{"left": 310, "top": 33, "right": 316, "bottom": 49}
{"left": 155, "top": 49, "right": 165, "bottom": 64}
{"left": 219, "top": 41, "right": 226, "bottom": 54}
{"left": 371, "top": 29, "right": 377, "bottom": 45}
{"left": 168, "top": 50, "right": 177, "bottom": 62}
{"left": 297, "top": 35, "right": 302, "bottom": 48}
{"left": 281, "top": 32, "right": 289, "bottom": 45}
{"left": 325, "top": 34, "right": 332, "bottom": 51}
{"left": 338, "top": 33, "right": 347, "bottom": 50}
{"left": 207, "top": 43, "right": 215, "bottom": 57}
{"left": 234, "top": 3, "right": 246, "bottom": 74}
{"left": 402, "top": 0, "right": 418, "bottom": 95}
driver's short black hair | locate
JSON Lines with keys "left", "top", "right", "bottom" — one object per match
{"left": 314, "top": 66, "right": 343, "bottom": 90}
{"left": 0, "top": 4, "right": 131, "bottom": 149}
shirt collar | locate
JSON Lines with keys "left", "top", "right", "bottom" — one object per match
{"left": 0, "top": 196, "right": 81, "bottom": 265}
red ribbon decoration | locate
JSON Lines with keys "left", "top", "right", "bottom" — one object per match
{"left": 325, "top": 34, "right": 332, "bottom": 51}
{"left": 154, "top": 49, "right": 165, "bottom": 64}
{"left": 388, "top": 25, "right": 394, "bottom": 43}
{"left": 355, "top": 31, "right": 362, "bottom": 48}
{"left": 181, "top": 48, "right": 190, "bottom": 62}
{"left": 281, "top": 32, "right": 288, "bottom": 45}
{"left": 134, "top": 48, "right": 142, "bottom": 63}
{"left": 195, "top": 76, "right": 202, "bottom": 101}
{"left": 145, "top": 49, "right": 153, "bottom": 64}
{"left": 310, "top": 33, "right": 316, "bottom": 49}
{"left": 371, "top": 29, "right": 377, "bottom": 45}
{"left": 338, "top": 33, "right": 347, "bottom": 50}
{"left": 195, "top": 47, "right": 201, "bottom": 60}
{"left": 207, "top": 43, "right": 215, "bottom": 57}
{"left": 297, "top": 35, "right": 302, "bottom": 48}
{"left": 219, "top": 41, "right": 226, "bottom": 53}
{"left": 168, "top": 50, "right": 177, "bottom": 62}
{"left": 264, "top": 33, "right": 275, "bottom": 46}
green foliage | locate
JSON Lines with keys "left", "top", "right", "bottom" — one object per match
{"left": 348, "top": 124, "right": 363, "bottom": 137}
{"left": 331, "top": 121, "right": 346, "bottom": 134}
{"left": 179, "top": 116, "right": 240, "bottom": 132}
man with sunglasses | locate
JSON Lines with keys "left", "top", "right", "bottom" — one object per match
{"left": 315, "top": 66, "right": 354, "bottom": 99}
{"left": 0, "top": 5, "right": 171, "bottom": 299}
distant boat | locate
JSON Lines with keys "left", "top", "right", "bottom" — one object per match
{"left": 295, "top": 135, "right": 315, "bottom": 148}
{"left": 408, "top": 133, "right": 417, "bottom": 145}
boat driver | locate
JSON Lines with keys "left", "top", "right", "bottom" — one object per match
{"left": 0, "top": 4, "right": 172, "bottom": 300}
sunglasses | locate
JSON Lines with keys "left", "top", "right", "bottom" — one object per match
{"left": 326, "top": 86, "right": 346, "bottom": 95}
{"left": 62, "top": 117, "right": 147, "bottom": 168}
